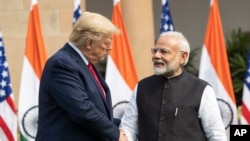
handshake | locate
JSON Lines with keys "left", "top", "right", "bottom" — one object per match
{"left": 119, "top": 128, "right": 129, "bottom": 141}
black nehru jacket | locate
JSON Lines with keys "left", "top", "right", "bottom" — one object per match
{"left": 136, "top": 70, "right": 208, "bottom": 141}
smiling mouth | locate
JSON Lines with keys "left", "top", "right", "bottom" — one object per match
{"left": 154, "top": 62, "right": 165, "bottom": 67}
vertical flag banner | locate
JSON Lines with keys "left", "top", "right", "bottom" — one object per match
{"left": 241, "top": 50, "right": 250, "bottom": 124}
{"left": 0, "top": 31, "right": 17, "bottom": 141}
{"left": 160, "top": 0, "right": 174, "bottom": 33}
{"left": 73, "top": 0, "right": 82, "bottom": 25}
{"left": 18, "top": 0, "right": 48, "bottom": 140}
{"left": 199, "top": 0, "right": 238, "bottom": 138}
{"left": 105, "top": 0, "right": 138, "bottom": 118}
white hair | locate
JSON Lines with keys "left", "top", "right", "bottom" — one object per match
{"left": 160, "top": 31, "right": 190, "bottom": 65}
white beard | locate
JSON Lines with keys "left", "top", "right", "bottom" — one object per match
{"left": 153, "top": 57, "right": 180, "bottom": 76}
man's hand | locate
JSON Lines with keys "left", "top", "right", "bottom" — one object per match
{"left": 119, "top": 129, "right": 128, "bottom": 141}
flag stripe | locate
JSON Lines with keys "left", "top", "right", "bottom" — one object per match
{"left": 0, "top": 117, "right": 14, "bottom": 141}
{"left": 0, "top": 100, "right": 16, "bottom": 141}
{"left": 25, "top": 4, "right": 47, "bottom": 79}
{"left": 6, "top": 96, "right": 16, "bottom": 113}
{"left": 106, "top": 56, "right": 132, "bottom": 104}
{"left": 106, "top": 0, "right": 138, "bottom": 108}
{"left": 204, "top": 1, "right": 236, "bottom": 103}
{"left": 241, "top": 102, "right": 250, "bottom": 123}
{"left": 110, "top": 2, "right": 137, "bottom": 90}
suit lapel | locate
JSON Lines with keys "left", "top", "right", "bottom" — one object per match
{"left": 91, "top": 65, "right": 112, "bottom": 108}
{"left": 62, "top": 43, "right": 112, "bottom": 118}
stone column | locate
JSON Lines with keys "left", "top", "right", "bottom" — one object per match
{"left": 121, "top": 0, "right": 154, "bottom": 80}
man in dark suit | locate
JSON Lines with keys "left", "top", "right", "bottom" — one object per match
{"left": 36, "top": 11, "right": 126, "bottom": 141}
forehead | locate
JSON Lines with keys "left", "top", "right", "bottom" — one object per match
{"left": 98, "top": 35, "right": 113, "bottom": 42}
{"left": 156, "top": 35, "right": 179, "bottom": 50}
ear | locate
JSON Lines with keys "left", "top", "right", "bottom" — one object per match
{"left": 180, "top": 52, "right": 188, "bottom": 65}
{"left": 85, "top": 39, "right": 93, "bottom": 49}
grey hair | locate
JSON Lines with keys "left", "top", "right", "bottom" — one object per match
{"left": 69, "top": 11, "right": 120, "bottom": 48}
{"left": 160, "top": 31, "right": 190, "bottom": 65}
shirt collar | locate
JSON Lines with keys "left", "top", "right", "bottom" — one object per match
{"left": 68, "top": 42, "right": 89, "bottom": 65}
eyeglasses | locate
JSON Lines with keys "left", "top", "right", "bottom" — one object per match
{"left": 151, "top": 48, "right": 185, "bottom": 55}
{"left": 151, "top": 48, "right": 171, "bottom": 55}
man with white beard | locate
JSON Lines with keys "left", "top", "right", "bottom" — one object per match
{"left": 119, "top": 31, "right": 227, "bottom": 141}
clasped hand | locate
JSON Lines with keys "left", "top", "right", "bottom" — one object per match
{"left": 119, "top": 129, "right": 128, "bottom": 141}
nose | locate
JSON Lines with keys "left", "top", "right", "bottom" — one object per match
{"left": 106, "top": 45, "right": 112, "bottom": 50}
{"left": 152, "top": 51, "right": 162, "bottom": 58}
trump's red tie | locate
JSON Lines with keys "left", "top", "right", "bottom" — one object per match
{"left": 88, "top": 63, "right": 106, "bottom": 100}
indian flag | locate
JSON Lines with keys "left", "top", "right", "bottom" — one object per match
{"left": 18, "top": 0, "right": 47, "bottom": 140}
{"left": 105, "top": 0, "right": 138, "bottom": 118}
{"left": 199, "top": 0, "right": 238, "bottom": 139}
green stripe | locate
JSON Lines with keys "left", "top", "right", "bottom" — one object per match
{"left": 20, "top": 134, "right": 27, "bottom": 141}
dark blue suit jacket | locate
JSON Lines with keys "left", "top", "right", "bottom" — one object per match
{"left": 36, "top": 43, "right": 120, "bottom": 141}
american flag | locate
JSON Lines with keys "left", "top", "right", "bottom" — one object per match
{"left": 241, "top": 50, "right": 250, "bottom": 124}
{"left": 160, "top": 0, "right": 174, "bottom": 33}
{"left": 0, "top": 31, "right": 17, "bottom": 141}
{"left": 73, "top": 0, "right": 82, "bottom": 25}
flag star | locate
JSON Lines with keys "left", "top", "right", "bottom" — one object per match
{"left": 246, "top": 76, "right": 250, "bottom": 84}
{"left": 164, "top": 24, "right": 169, "bottom": 30}
{"left": 77, "top": 10, "right": 81, "bottom": 15}
{"left": 164, "top": 15, "right": 170, "bottom": 21}
{"left": 0, "top": 80, "right": 6, "bottom": 88}
{"left": 0, "top": 89, "right": 5, "bottom": 97}
{"left": 1, "top": 70, "right": 8, "bottom": 78}
{"left": 3, "top": 61, "right": 8, "bottom": 68}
